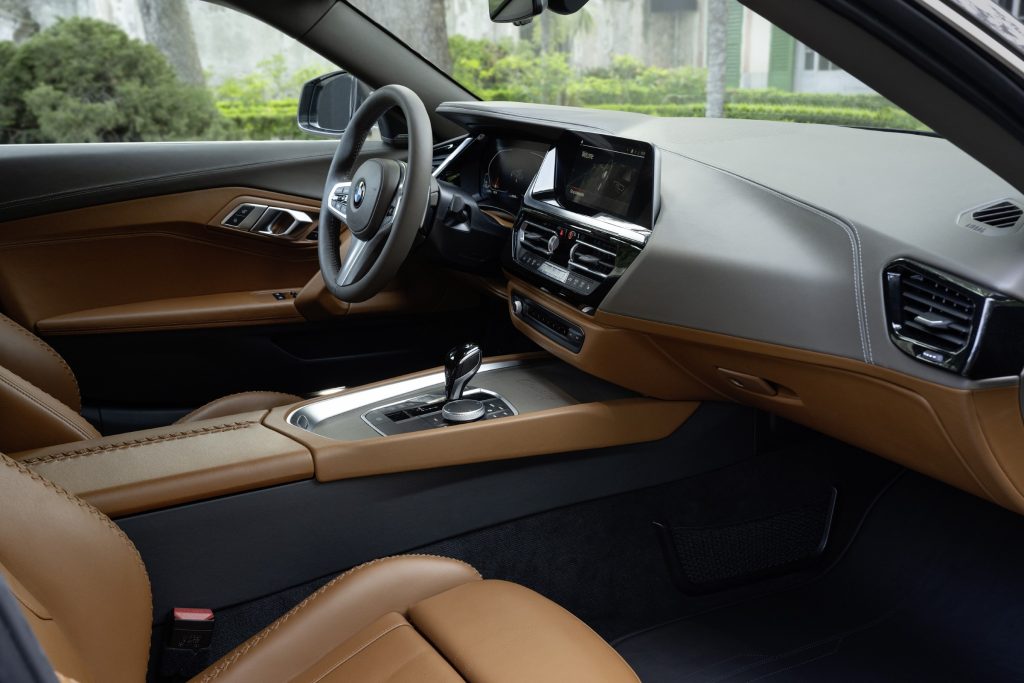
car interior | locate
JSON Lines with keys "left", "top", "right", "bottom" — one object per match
{"left": 2, "top": 0, "right": 1024, "bottom": 681}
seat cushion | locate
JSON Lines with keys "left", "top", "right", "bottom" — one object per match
{"left": 195, "top": 555, "right": 639, "bottom": 683}
{"left": 195, "top": 555, "right": 481, "bottom": 682}
{"left": 176, "top": 391, "right": 301, "bottom": 424}
{"left": 410, "top": 579, "right": 640, "bottom": 682}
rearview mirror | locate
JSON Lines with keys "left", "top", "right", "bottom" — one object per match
{"left": 297, "top": 71, "right": 372, "bottom": 137}
{"left": 489, "top": 0, "right": 544, "bottom": 25}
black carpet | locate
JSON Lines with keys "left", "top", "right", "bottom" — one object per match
{"left": 419, "top": 437, "right": 898, "bottom": 640}
{"left": 615, "top": 471, "right": 1024, "bottom": 681}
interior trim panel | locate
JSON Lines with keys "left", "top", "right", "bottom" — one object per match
{"left": 117, "top": 402, "right": 755, "bottom": 620}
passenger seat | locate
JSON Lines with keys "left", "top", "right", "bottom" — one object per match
{"left": 0, "top": 453, "right": 640, "bottom": 683}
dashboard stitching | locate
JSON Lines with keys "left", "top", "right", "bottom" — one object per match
{"left": 661, "top": 149, "right": 873, "bottom": 364}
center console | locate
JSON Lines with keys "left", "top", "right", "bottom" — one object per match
{"left": 503, "top": 131, "right": 659, "bottom": 350}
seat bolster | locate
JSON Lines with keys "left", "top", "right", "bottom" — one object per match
{"left": 0, "top": 454, "right": 151, "bottom": 683}
{"left": 409, "top": 580, "right": 641, "bottom": 683}
{"left": 0, "top": 366, "right": 99, "bottom": 453}
{"left": 0, "top": 313, "right": 81, "bottom": 411}
{"left": 175, "top": 391, "right": 301, "bottom": 424}
{"left": 194, "top": 555, "right": 481, "bottom": 683}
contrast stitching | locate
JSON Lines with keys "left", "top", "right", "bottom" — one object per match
{"left": 196, "top": 554, "right": 479, "bottom": 682}
{"left": 660, "top": 148, "right": 874, "bottom": 364}
{"left": 309, "top": 622, "right": 408, "bottom": 683}
{"left": 0, "top": 314, "right": 81, "bottom": 405}
{"left": 20, "top": 420, "right": 257, "bottom": 465}
{"left": 0, "top": 372, "right": 94, "bottom": 439}
{"left": 0, "top": 453, "right": 151, "bottom": 582}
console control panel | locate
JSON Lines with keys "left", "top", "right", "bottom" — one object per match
{"left": 510, "top": 292, "right": 585, "bottom": 353}
{"left": 362, "top": 389, "right": 516, "bottom": 436}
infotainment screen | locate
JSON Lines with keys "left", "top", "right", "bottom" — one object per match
{"left": 565, "top": 142, "right": 646, "bottom": 217}
{"left": 554, "top": 133, "right": 655, "bottom": 226}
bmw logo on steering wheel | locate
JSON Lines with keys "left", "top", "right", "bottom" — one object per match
{"left": 352, "top": 179, "right": 366, "bottom": 208}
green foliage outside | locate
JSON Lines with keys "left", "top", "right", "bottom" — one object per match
{"left": 0, "top": 18, "right": 224, "bottom": 143}
{"left": 0, "top": 21, "right": 927, "bottom": 144}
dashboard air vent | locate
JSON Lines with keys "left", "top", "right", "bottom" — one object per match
{"left": 884, "top": 261, "right": 982, "bottom": 376}
{"left": 972, "top": 201, "right": 1023, "bottom": 229}
{"left": 569, "top": 235, "right": 616, "bottom": 280}
{"left": 884, "top": 260, "right": 1024, "bottom": 379}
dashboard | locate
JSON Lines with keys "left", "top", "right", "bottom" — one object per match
{"left": 431, "top": 99, "right": 1024, "bottom": 516}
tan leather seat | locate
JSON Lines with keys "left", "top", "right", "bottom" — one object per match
{"left": 0, "top": 453, "right": 639, "bottom": 683}
{"left": 0, "top": 313, "right": 300, "bottom": 452}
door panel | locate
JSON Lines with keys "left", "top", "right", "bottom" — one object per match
{"left": 0, "top": 186, "right": 321, "bottom": 328}
{"left": 0, "top": 141, "right": 522, "bottom": 432}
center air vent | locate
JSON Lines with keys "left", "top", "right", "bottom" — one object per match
{"left": 957, "top": 199, "right": 1024, "bottom": 234}
{"left": 884, "top": 260, "right": 982, "bottom": 372}
{"left": 569, "top": 235, "right": 616, "bottom": 279}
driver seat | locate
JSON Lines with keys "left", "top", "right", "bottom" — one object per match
{"left": 0, "top": 313, "right": 300, "bottom": 453}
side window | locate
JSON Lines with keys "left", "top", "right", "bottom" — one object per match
{"left": 0, "top": 1, "right": 334, "bottom": 143}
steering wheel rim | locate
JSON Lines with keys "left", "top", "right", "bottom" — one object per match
{"left": 318, "top": 84, "right": 433, "bottom": 303}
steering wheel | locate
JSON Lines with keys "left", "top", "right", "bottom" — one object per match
{"left": 319, "top": 85, "right": 433, "bottom": 302}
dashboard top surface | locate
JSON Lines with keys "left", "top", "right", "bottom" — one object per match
{"left": 439, "top": 100, "right": 1024, "bottom": 388}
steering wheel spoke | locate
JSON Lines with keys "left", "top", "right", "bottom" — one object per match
{"left": 337, "top": 227, "right": 390, "bottom": 288}
{"left": 327, "top": 181, "right": 352, "bottom": 223}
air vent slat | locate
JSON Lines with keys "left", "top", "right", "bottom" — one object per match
{"left": 971, "top": 200, "right": 1023, "bottom": 229}
{"left": 900, "top": 291, "right": 974, "bottom": 321}
{"left": 884, "top": 262, "right": 980, "bottom": 360}
{"left": 902, "top": 321, "right": 971, "bottom": 348}
{"left": 569, "top": 238, "right": 616, "bottom": 280}
{"left": 901, "top": 278, "right": 974, "bottom": 308}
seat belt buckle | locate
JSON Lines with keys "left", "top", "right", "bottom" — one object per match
{"left": 168, "top": 607, "right": 215, "bottom": 650}
{"left": 161, "top": 607, "right": 215, "bottom": 679}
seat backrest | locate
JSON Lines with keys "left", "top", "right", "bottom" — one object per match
{"left": 0, "top": 313, "right": 82, "bottom": 411}
{"left": 0, "top": 453, "right": 152, "bottom": 682}
{"left": 0, "top": 314, "right": 99, "bottom": 452}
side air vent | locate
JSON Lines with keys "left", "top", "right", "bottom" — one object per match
{"left": 957, "top": 199, "right": 1024, "bottom": 234}
{"left": 884, "top": 260, "right": 983, "bottom": 373}
{"left": 569, "top": 235, "right": 616, "bottom": 280}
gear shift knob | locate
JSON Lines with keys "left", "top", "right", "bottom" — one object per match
{"left": 444, "top": 343, "right": 482, "bottom": 402}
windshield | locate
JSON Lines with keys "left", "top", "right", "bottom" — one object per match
{"left": 355, "top": 0, "right": 933, "bottom": 131}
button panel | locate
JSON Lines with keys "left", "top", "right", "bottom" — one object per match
{"left": 510, "top": 292, "right": 585, "bottom": 353}
{"left": 361, "top": 389, "right": 516, "bottom": 436}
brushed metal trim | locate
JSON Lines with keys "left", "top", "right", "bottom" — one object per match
{"left": 287, "top": 359, "right": 525, "bottom": 432}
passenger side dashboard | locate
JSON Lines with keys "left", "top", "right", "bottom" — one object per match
{"left": 436, "top": 100, "right": 1024, "bottom": 514}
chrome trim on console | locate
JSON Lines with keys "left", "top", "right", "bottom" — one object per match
{"left": 287, "top": 359, "right": 524, "bottom": 432}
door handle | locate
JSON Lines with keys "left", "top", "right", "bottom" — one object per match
{"left": 222, "top": 203, "right": 315, "bottom": 240}
{"left": 252, "top": 207, "right": 314, "bottom": 238}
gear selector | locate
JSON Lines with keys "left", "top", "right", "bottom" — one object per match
{"left": 358, "top": 344, "right": 517, "bottom": 435}
{"left": 442, "top": 343, "right": 486, "bottom": 422}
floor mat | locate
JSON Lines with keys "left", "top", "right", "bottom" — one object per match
{"left": 615, "top": 471, "right": 1024, "bottom": 681}
{"left": 419, "top": 438, "right": 898, "bottom": 640}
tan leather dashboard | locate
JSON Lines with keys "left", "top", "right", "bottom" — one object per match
{"left": 507, "top": 276, "right": 1024, "bottom": 514}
